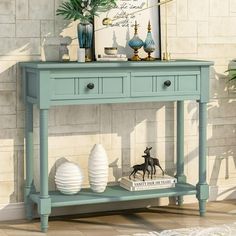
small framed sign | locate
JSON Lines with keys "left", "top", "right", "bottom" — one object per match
{"left": 94, "top": 0, "right": 161, "bottom": 60}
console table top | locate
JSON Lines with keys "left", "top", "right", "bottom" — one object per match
{"left": 20, "top": 59, "right": 214, "bottom": 69}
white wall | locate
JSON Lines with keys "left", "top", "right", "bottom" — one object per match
{"left": 0, "top": 0, "right": 236, "bottom": 220}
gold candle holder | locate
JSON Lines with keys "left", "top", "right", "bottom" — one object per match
{"left": 162, "top": 0, "right": 171, "bottom": 61}
{"left": 162, "top": 52, "right": 171, "bottom": 61}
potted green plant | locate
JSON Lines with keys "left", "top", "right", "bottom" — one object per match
{"left": 226, "top": 69, "right": 236, "bottom": 82}
{"left": 56, "top": 0, "right": 117, "bottom": 61}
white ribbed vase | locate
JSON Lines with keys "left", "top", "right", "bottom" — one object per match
{"left": 88, "top": 144, "right": 108, "bottom": 193}
{"left": 55, "top": 161, "right": 83, "bottom": 195}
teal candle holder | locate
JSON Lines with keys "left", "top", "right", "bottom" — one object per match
{"left": 128, "top": 21, "right": 144, "bottom": 61}
{"left": 144, "top": 21, "right": 156, "bottom": 61}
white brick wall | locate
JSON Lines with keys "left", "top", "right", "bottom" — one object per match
{"left": 0, "top": 1, "right": 15, "bottom": 15}
{"left": 163, "top": 0, "right": 236, "bottom": 201}
{"left": 16, "top": 20, "right": 40, "bottom": 37}
{"left": 0, "top": 0, "right": 235, "bottom": 210}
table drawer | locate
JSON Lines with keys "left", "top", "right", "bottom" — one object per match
{"left": 177, "top": 75, "right": 199, "bottom": 93}
{"left": 51, "top": 73, "right": 129, "bottom": 100}
{"left": 131, "top": 73, "right": 200, "bottom": 97}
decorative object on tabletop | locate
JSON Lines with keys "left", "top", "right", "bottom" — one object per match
{"left": 128, "top": 21, "right": 144, "bottom": 61}
{"left": 88, "top": 144, "right": 108, "bottom": 193}
{"left": 104, "top": 47, "right": 118, "bottom": 55}
{"left": 97, "top": 54, "right": 128, "bottom": 61}
{"left": 59, "top": 42, "right": 70, "bottom": 62}
{"left": 55, "top": 161, "right": 83, "bottom": 195}
{"left": 77, "top": 21, "right": 93, "bottom": 61}
{"left": 77, "top": 48, "right": 86, "bottom": 62}
{"left": 162, "top": 0, "right": 174, "bottom": 61}
{"left": 120, "top": 175, "right": 176, "bottom": 191}
{"left": 129, "top": 146, "right": 165, "bottom": 181}
{"left": 97, "top": 47, "right": 127, "bottom": 61}
{"left": 56, "top": 0, "right": 117, "bottom": 62}
{"left": 144, "top": 21, "right": 156, "bottom": 61}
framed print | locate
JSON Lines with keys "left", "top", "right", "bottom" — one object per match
{"left": 94, "top": 0, "right": 161, "bottom": 60}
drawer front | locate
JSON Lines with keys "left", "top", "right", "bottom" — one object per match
{"left": 79, "top": 78, "right": 99, "bottom": 95}
{"left": 177, "top": 75, "right": 199, "bottom": 93}
{"left": 51, "top": 73, "right": 129, "bottom": 100}
{"left": 131, "top": 75, "right": 154, "bottom": 96}
{"left": 131, "top": 74, "right": 176, "bottom": 96}
{"left": 157, "top": 76, "right": 175, "bottom": 92}
{"left": 54, "top": 77, "right": 76, "bottom": 95}
{"left": 78, "top": 76, "right": 127, "bottom": 97}
{"left": 131, "top": 73, "right": 200, "bottom": 97}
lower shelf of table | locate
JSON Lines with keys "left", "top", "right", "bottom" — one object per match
{"left": 30, "top": 183, "right": 197, "bottom": 208}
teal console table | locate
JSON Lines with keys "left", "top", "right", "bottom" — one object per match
{"left": 20, "top": 60, "right": 213, "bottom": 232}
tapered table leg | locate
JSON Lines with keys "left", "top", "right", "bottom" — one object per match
{"left": 24, "top": 103, "right": 35, "bottom": 220}
{"left": 39, "top": 109, "right": 51, "bottom": 232}
{"left": 175, "top": 101, "right": 187, "bottom": 206}
{"left": 197, "top": 102, "right": 209, "bottom": 216}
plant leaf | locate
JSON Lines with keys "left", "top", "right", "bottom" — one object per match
{"left": 228, "top": 75, "right": 236, "bottom": 81}
{"left": 56, "top": 0, "right": 117, "bottom": 21}
{"left": 225, "top": 69, "right": 236, "bottom": 73}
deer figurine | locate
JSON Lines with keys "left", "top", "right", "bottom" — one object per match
{"left": 152, "top": 157, "right": 165, "bottom": 176}
{"left": 142, "top": 147, "right": 154, "bottom": 180}
{"left": 129, "top": 163, "right": 150, "bottom": 180}
{"left": 129, "top": 147, "right": 165, "bottom": 181}
{"left": 142, "top": 147, "right": 165, "bottom": 177}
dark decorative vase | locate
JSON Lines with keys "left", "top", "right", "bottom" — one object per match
{"left": 77, "top": 22, "right": 93, "bottom": 62}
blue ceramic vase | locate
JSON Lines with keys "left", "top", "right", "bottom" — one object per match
{"left": 77, "top": 22, "right": 93, "bottom": 61}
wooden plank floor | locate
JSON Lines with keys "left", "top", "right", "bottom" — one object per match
{"left": 0, "top": 200, "right": 235, "bottom": 235}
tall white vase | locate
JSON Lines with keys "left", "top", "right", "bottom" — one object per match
{"left": 88, "top": 144, "right": 108, "bottom": 193}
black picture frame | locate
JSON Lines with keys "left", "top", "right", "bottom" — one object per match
{"left": 157, "top": 0, "right": 162, "bottom": 60}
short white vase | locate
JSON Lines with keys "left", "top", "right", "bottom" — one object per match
{"left": 55, "top": 161, "right": 83, "bottom": 195}
{"left": 88, "top": 144, "right": 108, "bottom": 193}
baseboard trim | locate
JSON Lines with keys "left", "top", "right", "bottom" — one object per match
{"left": 0, "top": 202, "right": 25, "bottom": 221}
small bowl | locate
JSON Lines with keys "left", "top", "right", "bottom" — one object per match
{"left": 104, "top": 47, "right": 118, "bottom": 55}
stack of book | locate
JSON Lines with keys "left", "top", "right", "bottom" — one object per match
{"left": 120, "top": 175, "right": 177, "bottom": 191}
{"left": 96, "top": 54, "right": 128, "bottom": 62}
